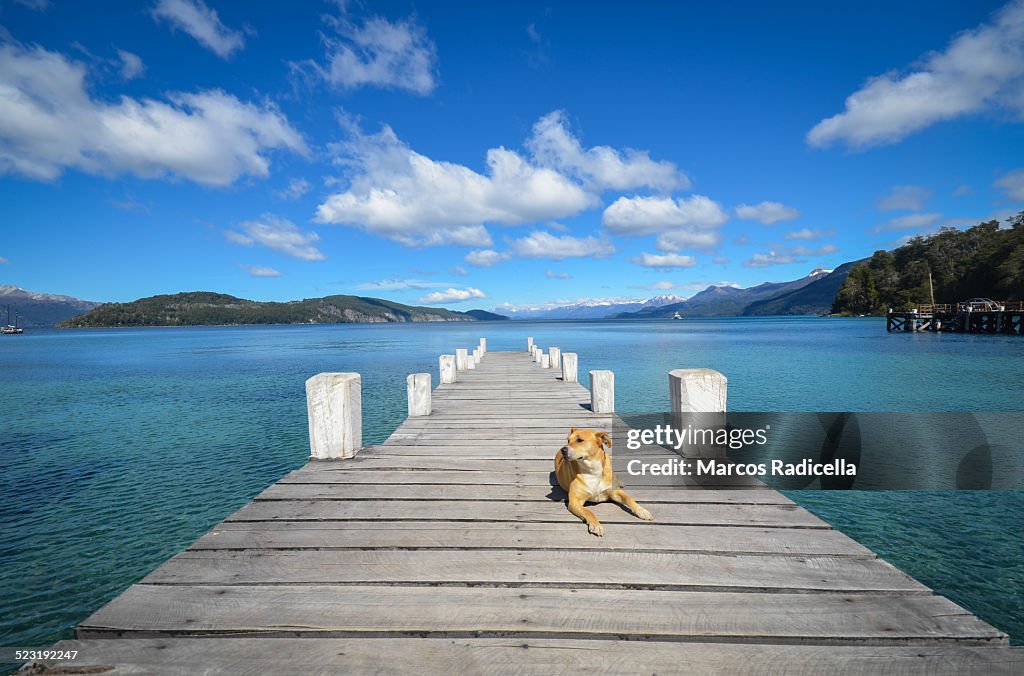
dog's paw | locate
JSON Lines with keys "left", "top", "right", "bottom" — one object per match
{"left": 635, "top": 506, "right": 654, "bottom": 521}
{"left": 588, "top": 522, "right": 605, "bottom": 537}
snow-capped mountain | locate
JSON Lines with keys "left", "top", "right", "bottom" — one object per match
{"left": 497, "top": 294, "right": 686, "bottom": 320}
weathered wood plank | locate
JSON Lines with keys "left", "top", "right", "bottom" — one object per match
{"left": 225, "top": 499, "right": 827, "bottom": 527}
{"left": 78, "top": 585, "right": 1007, "bottom": 646}
{"left": 257, "top": 483, "right": 794, "bottom": 504}
{"left": 25, "top": 638, "right": 1024, "bottom": 675}
{"left": 141, "top": 549, "right": 922, "bottom": 593}
{"left": 190, "top": 521, "right": 872, "bottom": 556}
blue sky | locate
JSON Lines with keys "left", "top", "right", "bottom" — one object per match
{"left": 1, "top": 0, "right": 1023, "bottom": 310}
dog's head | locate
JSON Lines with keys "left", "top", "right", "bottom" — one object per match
{"left": 561, "top": 428, "right": 611, "bottom": 462}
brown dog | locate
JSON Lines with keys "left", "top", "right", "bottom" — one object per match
{"left": 554, "top": 428, "right": 653, "bottom": 536}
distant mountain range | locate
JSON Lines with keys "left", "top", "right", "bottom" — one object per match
{"left": 56, "top": 292, "right": 508, "bottom": 327}
{"left": 616, "top": 267, "right": 857, "bottom": 319}
{"left": 0, "top": 285, "right": 100, "bottom": 327}
{"left": 498, "top": 295, "right": 686, "bottom": 320}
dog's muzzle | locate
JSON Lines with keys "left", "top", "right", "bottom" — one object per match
{"left": 560, "top": 446, "right": 575, "bottom": 460}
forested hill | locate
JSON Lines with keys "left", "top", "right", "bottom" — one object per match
{"left": 831, "top": 212, "right": 1024, "bottom": 315}
{"left": 58, "top": 292, "right": 508, "bottom": 327}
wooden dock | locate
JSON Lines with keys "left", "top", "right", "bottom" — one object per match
{"left": 23, "top": 341, "right": 1024, "bottom": 674}
{"left": 887, "top": 301, "right": 1024, "bottom": 334}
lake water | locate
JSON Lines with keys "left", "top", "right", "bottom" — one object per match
{"left": 1, "top": 317, "right": 1023, "bottom": 653}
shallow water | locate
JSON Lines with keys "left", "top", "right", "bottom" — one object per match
{"left": 1, "top": 318, "right": 1022, "bottom": 651}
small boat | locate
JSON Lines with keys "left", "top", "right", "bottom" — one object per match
{"left": 672, "top": 311, "right": 683, "bottom": 320}
{"left": 2, "top": 305, "right": 24, "bottom": 334}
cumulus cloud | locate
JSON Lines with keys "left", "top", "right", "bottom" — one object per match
{"left": 995, "top": 168, "right": 1024, "bottom": 200}
{"left": 450, "top": 265, "right": 468, "bottom": 276}
{"left": 315, "top": 122, "right": 593, "bottom": 247}
{"left": 419, "top": 287, "right": 486, "bottom": 304}
{"left": 546, "top": 270, "right": 572, "bottom": 279}
{"left": 630, "top": 252, "right": 698, "bottom": 269}
{"left": 152, "top": 0, "right": 246, "bottom": 59}
{"left": 510, "top": 231, "right": 615, "bottom": 260}
{"left": 807, "top": 0, "right": 1024, "bottom": 149}
{"left": 276, "top": 177, "right": 311, "bottom": 200}
{"left": 356, "top": 278, "right": 446, "bottom": 291}
{"left": 878, "top": 185, "right": 931, "bottom": 211}
{"left": 465, "top": 249, "right": 510, "bottom": 267}
{"left": 784, "top": 228, "right": 833, "bottom": 241}
{"left": 526, "top": 110, "right": 688, "bottom": 192}
{"left": 602, "top": 195, "right": 728, "bottom": 234}
{"left": 875, "top": 212, "right": 943, "bottom": 231}
{"left": 241, "top": 264, "right": 280, "bottom": 278}
{"left": 225, "top": 215, "right": 325, "bottom": 261}
{"left": 743, "top": 244, "right": 838, "bottom": 268}
{"left": 0, "top": 43, "right": 306, "bottom": 185}
{"left": 116, "top": 49, "right": 144, "bottom": 80}
{"left": 735, "top": 201, "right": 799, "bottom": 224}
{"left": 300, "top": 12, "right": 437, "bottom": 94}
{"left": 655, "top": 229, "right": 721, "bottom": 252}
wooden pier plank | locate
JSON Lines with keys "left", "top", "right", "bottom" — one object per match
{"left": 24, "top": 638, "right": 1024, "bottom": 675}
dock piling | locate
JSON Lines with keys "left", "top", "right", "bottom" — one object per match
{"left": 590, "top": 370, "right": 615, "bottom": 413}
{"left": 669, "top": 368, "right": 728, "bottom": 413}
{"left": 534, "top": 348, "right": 543, "bottom": 364}
{"left": 305, "top": 372, "right": 362, "bottom": 460}
{"left": 439, "top": 355, "right": 456, "bottom": 384}
{"left": 527, "top": 336, "right": 533, "bottom": 352}
{"left": 407, "top": 373, "right": 432, "bottom": 417}
{"left": 549, "top": 347, "right": 561, "bottom": 371}
{"left": 455, "top": 348, "right": 468, "bottom": 371}
{"left": 561, "top": 352, "right": 578, "bottom": 383}
{"left": 541, "top": 354, "right": 550, "bottom": 368}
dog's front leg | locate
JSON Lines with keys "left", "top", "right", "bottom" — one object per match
{"left": 567, "top": 486, "right": 603, "bottom": 536}
{"left": 608, "top": 488, "right": 653, "bottom": 521}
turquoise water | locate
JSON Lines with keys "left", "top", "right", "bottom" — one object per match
{"left": 1, "top": 318, "right": 1023, "bottom": 653}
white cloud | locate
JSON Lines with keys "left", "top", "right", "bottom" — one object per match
{"left": 995, "top": 168, "right": 1024, "bottom": 200}
{"left": 878, "top": 185, "right": 931, "bottom": 211}
{"left": 510, "top": 231, "right": 615, "bottom": 260}
{"left": 526, "top": 110, "right": 688, "bottom": 192}
{"left": 0, "top": 256, "right": 9, "bottom": 264}
{"left": 225, "top": 215, "right": 325, "bottom": 261}
{"left": 116, "top": 49, "right": 144, "bottom": 80}
{"left": 465, "top": 249, "right": 509, "bottom": 267}
{"left": 807, "top": 0, "right": 1024, "bottom": 149}
{"left": 630, "top": 252, "right": 698, "bottom": 269}
{"left": 953, "top": 184, "right": 975, "bottom": 197}
{"left": 356, "top": 278, "right": 447, "bottom": 291}
{"left": 276, "top": 177, "right": 311, "bottom": 200}
{"left": 602, "top": 195, "right": 728, "bottom": 234}
{"left": 315, "top": 122, "right": 593, "bottom": 247}
{"left": 420, "top": 287, "right": 486, "bottom": 304}
{"left": 649, "top": 280, "right": 675, "bottom": 290}
{"left": 0, "top": 43, "right": 306, "bottom": 185}
{"left": 546, "top": 270, "right": 572, "bottom": 279}
{"left": 712, "top": 256, "right": 730, "bottom": 265}
{"left": 743, "top": 244, "right": 838, "bottom": 268}
{"left": 303, "top": 13, "right": 437, "bottom": 94}
{"left": 735, "top": 201, "right": 799, "bottom": 224}
{"left": 784, "top": 228, "right": 833, "bottom": 241}
{"left": 450, "top": 265, "right": 468, "bottom": 277}
{"left": 241, "top": 264, "right": 280, "bottom": 278}
{"left": 655, "top": 229, "right": 721, "bottom": 252}
{"left": 876, "top": 212, "right": 943, "bottom": 231}
{"left": 152, "top": 0, "right": 246, "bottom": 59}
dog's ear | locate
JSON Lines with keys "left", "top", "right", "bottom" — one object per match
{"left": 570, "top": 427, "right": 577, "bottom": 434}
{"left": 597, "top": 432, "right": 612, "bottom": 449}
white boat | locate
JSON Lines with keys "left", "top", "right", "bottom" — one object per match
{"left": 672, "top": 311, "right": 683, "bottom": 320}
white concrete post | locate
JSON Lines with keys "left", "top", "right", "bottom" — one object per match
{"left": 305, "top": 373, "right": 362, "bottom": 460}
{"left": 456, "top": 348, "right": 468, "bottom": 371}
{"left": 549, "top": 347, "right": 561, "bottom": 371}
{"left": 467, "top": 352, "right": 477, "bottom": 370}
{"left": 590, "top": 370, "right": 614, "bottom": 413}
{"left": 562, "top": 352, "right": 578, "bottom": 383}
{"left": 479, "top": 338, "right": 487, "bottom": 355}
{"left": 669, "top": 369, "right": 727, "bottom": 413}
{"left": 527, "top": 337, "right": 534, "bottom": 352}
{"left": 534, "top": 348, "right": 543, "bottom": 364}
{"left": 439, "top": 355, "right": 456, "bottom": 384}
{"left": 541, "top": 354, "right": 550, "bottom": 368}
{"left": 669, "top": 368, "right": 727, "bottom": 458}
{"left": 407, "top": 373, "right": 431, "bottom": 417}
